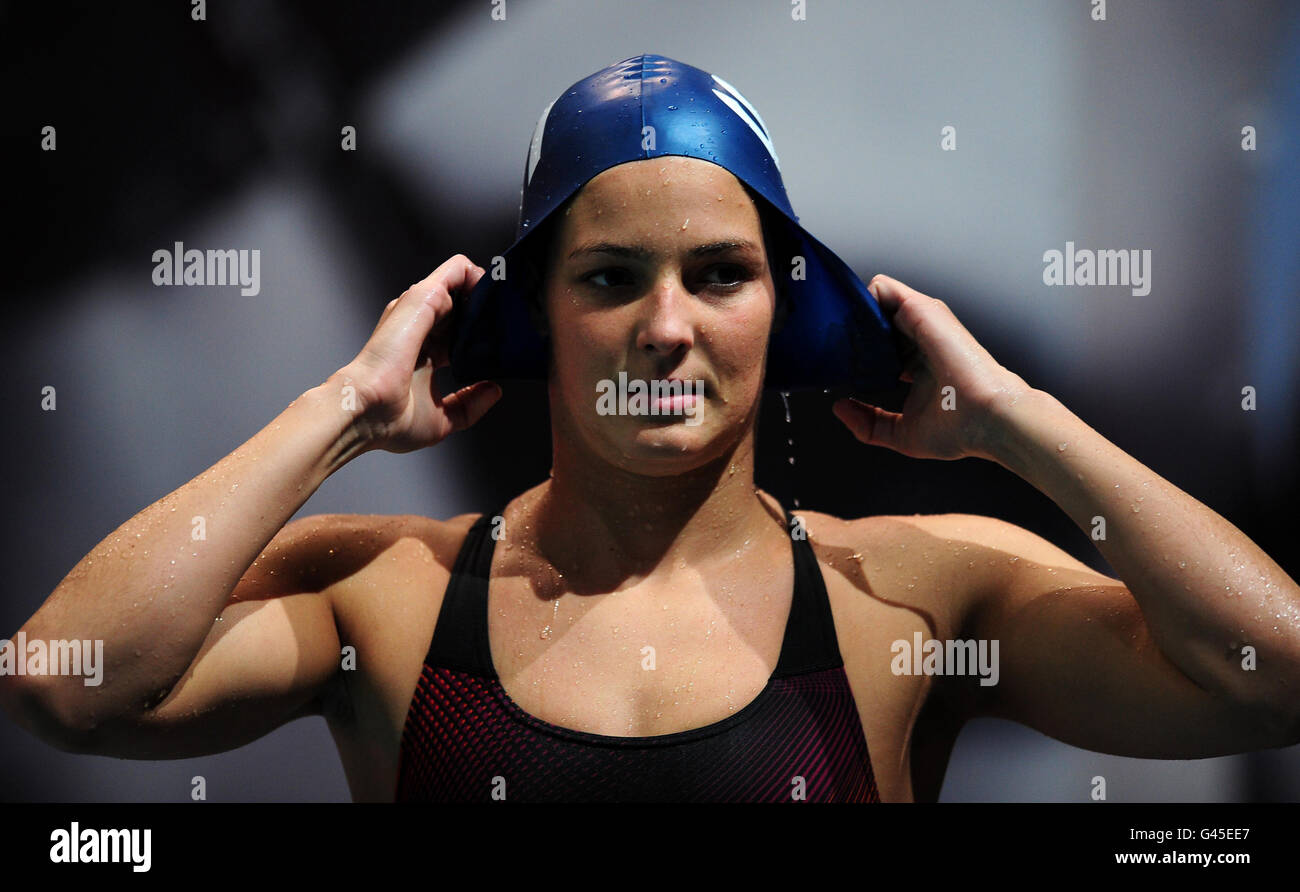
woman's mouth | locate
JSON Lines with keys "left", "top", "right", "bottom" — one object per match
{"left": 649, "top": 391, "right": 700, "bottom": 414}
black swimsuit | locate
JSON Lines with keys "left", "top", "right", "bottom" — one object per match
{"left": 395, "top": 507, "right": 880, "bottom": 802}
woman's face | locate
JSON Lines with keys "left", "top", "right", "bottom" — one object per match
{"left": 541, "top": 155, "right": 777, "bottom": 475}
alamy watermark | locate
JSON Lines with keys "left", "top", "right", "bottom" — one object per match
{"left": 152, "top": 241, "right": 261, "bottom": 296}
{"left": 891, "top": 632, "right": 999, "bottom": 686}
{"left": 0, "top": 632, "right": 104, "bottom": 686}
{"left": 1042, "top": 241, "right": 1151, "bottom": 296}
{"left": 49, "top": 822, "right": 150, "bottom": 872}
{"left": 596, "top": 371, "right": 704, "bottom": 426}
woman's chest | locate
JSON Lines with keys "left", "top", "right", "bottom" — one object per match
{"left": 334, "top": 542, "right": 961, "bottom": 801}
{"left": 487, "top": 560, "right": 795, "bottom": 737}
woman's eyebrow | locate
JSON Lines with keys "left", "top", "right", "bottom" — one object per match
{"left": 691, "top": 239, "right": 762, "bottom": 257}
{"left": 568, "top": 239, "right": 762, "bottom": 260}
{"left": 568, "top": 242, "right": 654, "bottom": 261}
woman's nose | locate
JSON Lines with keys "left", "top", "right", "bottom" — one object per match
{"left": 635, "top": 280, "right": 695, "bottom": 358}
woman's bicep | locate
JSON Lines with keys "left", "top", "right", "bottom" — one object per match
{"left": 81, "top": 590, "right": 341, "bottom": 760}
{"left": 64, "top": 513, "right": 361, "bottom": 759}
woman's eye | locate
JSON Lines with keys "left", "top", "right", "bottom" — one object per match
{"left": 580, "top": 264, "right": 750, "bottom": 291}
{"left": 584, "top": 268, "right": 636, "bottom": 289}
{"left": 700, "top": 264, "right": 749, "bottom": 288}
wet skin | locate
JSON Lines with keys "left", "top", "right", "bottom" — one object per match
{"left": 37, "top": 158, "right": 1297, "bottom": 804}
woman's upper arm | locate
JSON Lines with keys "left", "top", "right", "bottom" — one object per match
{"left": 935, "top": 513, "right": 1292, "bottom": 758}
{"left": 71, "top": 513, "right": 404, "bottom": 759}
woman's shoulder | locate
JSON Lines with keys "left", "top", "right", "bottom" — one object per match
{"left": 791, "top": 507, "right": 1086, "bottom": 577}
{"left": 792, "top": 507, "right": 1099, "bottom": 600}
{"left": 791, "top": 507, "right": 987, "bottom": 543}
{"left": 271, "top": 510, "right": 489, "bottom": 583}
{"left": 794, "top": 507, "right": 1045, "bottom": 549}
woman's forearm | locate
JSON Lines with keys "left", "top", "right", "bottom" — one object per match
{"left": 1, "top": 372, "right": 368, "bottom": 733}
{"left": 983, "top": 386, "right": 1300, "bottom": 716}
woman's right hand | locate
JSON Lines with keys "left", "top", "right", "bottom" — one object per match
{"left": 338, "top": 254, "right": 502, "bottom": 454}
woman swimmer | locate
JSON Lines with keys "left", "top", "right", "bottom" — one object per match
{"left": 3, "top": 55, "right": 1298, "bottom": 802}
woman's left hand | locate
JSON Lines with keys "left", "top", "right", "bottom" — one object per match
{"left": 831, "top": 274, "right": 1029, "bottom": 462}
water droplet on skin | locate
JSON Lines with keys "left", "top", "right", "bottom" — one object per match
{"left": 1178, "top": 561, "right": 1187, "bottom": 569}
{"left": 1131, "top": 504, "right": 1141, "bottom": 513}
{"left": 1057, "top": 442, "right": 1068, "bottom": 452}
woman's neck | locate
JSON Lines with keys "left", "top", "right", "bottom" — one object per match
{"left": 514, "top": 437, "right": 786, "bottom": 592}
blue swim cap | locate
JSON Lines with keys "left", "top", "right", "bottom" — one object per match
{"left": 449, "top": 53, "right": 903, "bottom": 393}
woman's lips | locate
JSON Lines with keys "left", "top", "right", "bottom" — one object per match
{"left": 597, "top": 372, "right": 710, "bottom": 419}
{"left": 650, "top": 392, "right": 700, "bottom": 413}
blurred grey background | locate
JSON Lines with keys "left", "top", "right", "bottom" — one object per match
{"left": 2, "top": 0, "right": 1297, "bottom": 801}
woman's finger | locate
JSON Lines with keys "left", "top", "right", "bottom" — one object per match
{"left": 380, "top": 255, "right": 479, "bottom": 370}
{"left": 867, "top": 274, "right": 903, "bottom": 309}
{"left": 419, "top": 260, "right": 486, "bottom": 369}
{"left": 832, "top": 397, "right": 903, "bottom": 452}
{"left": 872, "top": 274, "right": 992, "bottom": 377}
{"left": 440, "top": 380, "right": 503, "bottom": 433}
{"left": 899, "top": 348, "right": 926, "bottom": 384}
{"left": 868, "top": 274, "right": 920, "bottom": 342}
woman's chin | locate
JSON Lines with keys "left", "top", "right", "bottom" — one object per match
{"left": 613, "top": 422, "right": 723, "bottom": 469}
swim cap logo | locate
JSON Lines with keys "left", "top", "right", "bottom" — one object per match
{"left": 525, "top": 98, "right": 555, "bottom": 187}
{"left": 710, "top": 74, "right": 780, "bottom": 170}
